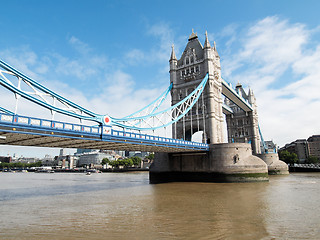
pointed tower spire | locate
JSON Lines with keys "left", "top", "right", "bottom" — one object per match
{"left": 170, "top": 44, "right": 177, "bottom": 61}
{"left": 247, "top": 87, "right": 255, "bottom": 105}
{"left": 204, "top": 31, "right": 211, "bottom": 48}
{"left": 188, "top": 29, "right": 198, "bottom": 41}
{"left": 169, "top": 44, "right": 177, "bottom": 85}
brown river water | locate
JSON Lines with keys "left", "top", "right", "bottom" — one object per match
{"left": 0, "top": 172, "right": 319, "bottom": 239}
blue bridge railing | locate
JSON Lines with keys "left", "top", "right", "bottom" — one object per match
{"left": 0, "top": 113, "right": 209, "bottom": 151}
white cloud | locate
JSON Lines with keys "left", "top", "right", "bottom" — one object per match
{"left": 147, "top": 22, "right": 174, "bottom": 61}
{"left": 0, "top": 46, "right": 48, "bottom": 80}
{"left": 69, "top": 36, "right": 91, "bottom": 55}
{"left": 219, "top": 23, "right": 238, "bottom": 53}
{"left": 241, "top": 17, "right": 307, "bottom": 77}
{"left": 123, "top": 22, "right": 175, "bottom": 70}
{"left": 52, "top": 53, "right": 99, "bottom": 81}
{"left": 89, "top": 70, "right": 166, "bottom": 118}
{"left": 223, "top": 16, "right": 320, "bottom": 146}
{"left": 125, "top": 49, "right": 145, "bottom": 65}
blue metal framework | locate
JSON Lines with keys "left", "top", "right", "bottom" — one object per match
{"left": 123, "top": 83, "right": 173, "bottom": 118}
{"left": 0, "top": 112, "right": 209, "bottom": 151}
{"left": 0, "top": 57, "right": 267, "bottom": 152}
{"left": 112, "top": 74, "right": 208, "bottom": 131}
{"left": 0, "top": 59, "right": 103, "bottom": 123}
{"left": 0, "top": 59, "right": 208, "bottom": 132}
{"left": 258, "top": 124, "right": 273, "bottom": 153}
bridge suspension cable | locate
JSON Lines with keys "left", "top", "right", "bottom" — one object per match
{"left": 111, "top": 74, "right": 208, "bottom": 131}
{"left": 0, "top": 59, "right": 103, "bottom": 123}
{"left": 123, "top": 83, "right": 172, "bottom": 119}
{"left": 259, "top": 124, "right": 269, "bottom": 153}
{"left": 0, "top": 58, "right": 209, "bottom": 132}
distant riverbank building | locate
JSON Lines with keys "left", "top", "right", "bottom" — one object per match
{"left": 280, "top": 135, "right": 320, "bottom": 162}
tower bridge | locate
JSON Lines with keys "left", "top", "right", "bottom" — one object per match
{"left": 150, "top": 30, "right": 288, "bottom": 183}
{"left": 0, "top": 30, "right": 288, "bottom": 182}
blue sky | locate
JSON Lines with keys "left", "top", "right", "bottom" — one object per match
{"left": 1, "top": 0, "right": 320, "bottom": 157}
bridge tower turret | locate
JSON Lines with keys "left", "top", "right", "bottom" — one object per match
{"left": 247, "top": 88, "right": 261, "bottom": 154}
{"left": 203, "top": 32, "right": 224, "bottom": 143}
{"left": 169, "top": 44, "right": 178, "bottom": 85}
{"left": 170, "top": 30, "right": 224, "bottom": 143}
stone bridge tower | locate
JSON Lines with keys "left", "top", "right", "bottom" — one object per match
{"left": 149, "top": 30, "right": 287, "bottom": 184}
{"left": 224, "top": 84, "right": 261, "bottom": 154}
{"left": 169, "top": 30, "right": 224, "bottom": 143}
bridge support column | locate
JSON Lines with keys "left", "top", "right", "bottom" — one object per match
{"left": 149, "top": 143, "right": 268, "bottom": 183}
{"left": 257, "top": 153, "right": 289, "bottom": 175}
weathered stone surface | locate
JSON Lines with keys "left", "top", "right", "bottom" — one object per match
{"left": 149, "top": 143, "right": 269, "bottom": 183}
{"left": 257, "top": 153, "right": 289, "bottom": 175}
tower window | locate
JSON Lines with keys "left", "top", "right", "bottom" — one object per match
{"left": 196, "top": 66, "right": 199, "bottom": 72}
{"left": 191, "top": 67, "right": 194, "bottom": 74}
{"left": 186, "top": 58, "right": 189, "bottom": 65}
{"left": 190, "top": 56, "right": 194, "bottom": 63}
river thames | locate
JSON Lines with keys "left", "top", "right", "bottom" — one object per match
{"left": 0, "top": 172, "right": 319, "bottom": 239}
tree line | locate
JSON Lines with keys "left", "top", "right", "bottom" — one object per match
{"left": 0, "top": 161, "right": 42, "bottom": 169}
{"left": 279, "top": 150, "right": 319, "bottom": 164}
{"left": 102, "top": 156, "right": 142, "bottom": 168}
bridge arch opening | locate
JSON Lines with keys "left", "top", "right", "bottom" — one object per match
{"left": 191, "top": 130, "right": 204, "bottom": 143}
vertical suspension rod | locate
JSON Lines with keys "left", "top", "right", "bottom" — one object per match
{"left": 14, "top": 77, "right": 22, "bottom": 114}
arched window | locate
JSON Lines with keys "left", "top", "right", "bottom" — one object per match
{"left": 186, "top": 58, "right": 189, "bottom": 65}
{"left": 190, "top": 56, "right": 194, "bottom": 63}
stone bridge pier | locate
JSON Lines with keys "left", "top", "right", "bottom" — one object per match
{"left": 149, "top": 143, "right": 268, "bottom": 183}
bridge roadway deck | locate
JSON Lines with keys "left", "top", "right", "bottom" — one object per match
{"left": 0, "top": 113, "right": 208, "bottom": 152}
{"left": 221, "top": 80, "right": 253, "bottom": 112}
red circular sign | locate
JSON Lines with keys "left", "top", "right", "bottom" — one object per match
{"left": 104, "top": 115, "right": 111, "bottom": 125}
